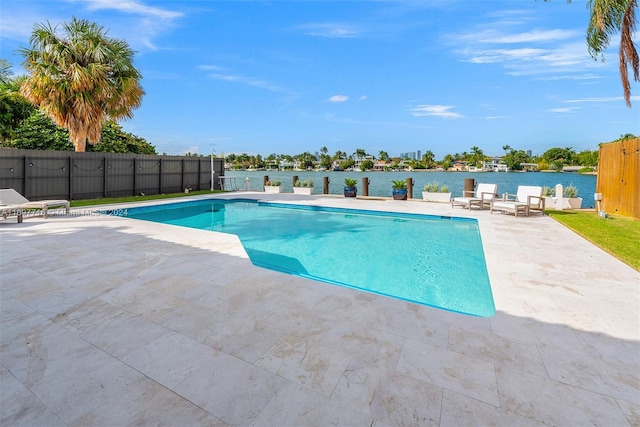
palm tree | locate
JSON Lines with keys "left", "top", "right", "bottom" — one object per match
{"left": 470, "top": 146, "right": 485, "bottom": 167}
{"left": 422, "top": 150, "right": 435, "bottom": 168}
{"left": 553, "top": 0, "right": 637, "bottom": 107}
{"left": 19, "top": 18, "right": 144, "bottom": 152}
{"left": 502, "top": 145, "right": 511, "bottom": 155}
{"left": 587, "top": 0, "right": 638, "bottom": 107}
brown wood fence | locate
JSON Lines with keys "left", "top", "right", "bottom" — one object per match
{"left": 596, "top": 138, "right": 640, "bottom": 219}
{"left": 0, "top": 148, "right": 225, "bottom": 201}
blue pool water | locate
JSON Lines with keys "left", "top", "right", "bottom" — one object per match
{"left": 118, "top": 199, "right": 495, "bottom": 317}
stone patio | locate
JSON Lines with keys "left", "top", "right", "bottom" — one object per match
{"left": 1, "top": 192, "right": 638, "bottom": 426}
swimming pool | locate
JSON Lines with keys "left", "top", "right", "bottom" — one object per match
{"left": 118, "top": 199, "right": 495, "bottom": 317}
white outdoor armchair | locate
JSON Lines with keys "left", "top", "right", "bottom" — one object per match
{"left": 451, "top": 183, "right": 498, "bottom": 210}
{"left": 490, "top": 185, "right": 545, "bottom": 217}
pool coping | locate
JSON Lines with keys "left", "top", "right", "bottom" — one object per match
{"left": 1, "top": 191, "right": 639, "bottom": 426}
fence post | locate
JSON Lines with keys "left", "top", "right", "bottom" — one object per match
{"left": 102, "top": 157, "right": 108, "bottom": 198}
{"left": 68, "top": 156, "right": 73, "bottom": 201}
{"left": 263, "top": 175, "right": 269, "bottom": 186}
{"left": 292, "top": 175, "right": 298, "bottom": 188}
{"left": 362, "top": 177, "right": 369, "bottom": 196}
{"left": 158, "top": 158, "right": 162, "bottom": 194}
{"left": 197, "top": 158, "right": 202, "bottom": 190}
{"left": 323, "top": 176, "right": 330, "bottom": 194}
{"left": 406, "top": 177, "right": 414, "bottom": 199}
{"left": 23, "top": 156, "right": 28, "bottom": 198}
{"left": 463, "top": 178, "right": 475, "bottom": 197}
{"left": 133, "top": 158, "right": 138, "bottom": 196}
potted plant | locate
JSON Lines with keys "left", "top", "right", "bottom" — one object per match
{"left": 422, "top": 182, "right": 451, "bottom": 202}
{"left": 344, "top": 178, "right": 358, "bottom": 197}
{"left": 563, "top": 184, "right": 583, "bottom": 209}
{"left": 391, "top": 179, "right": 408, "bottom": 200}
{"left": 293, "top": 178, "right": 314, "bottom": 195}
{"left": 264, "top": 180, "right": 282, "bottom": 193}
{"left": 543, "top": 184, "right": 582, "bottom": 209}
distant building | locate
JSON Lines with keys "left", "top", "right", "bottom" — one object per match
{"left": 520, "top": 163, "right": 539, "bottom": 171}
{"left": 400, "top": 152, "right": 417, "bottom": 160}
{"left": 449, "top": 161, "right": 468, "bottom": 171}
{"left": 373, "top": 160, "right": 388, "bottom": 171}
{"left": 354, "top": 155, "right": 375, "bottom": 170}
{"left": 483, "top": 157, "right": 509, "bottom": 172}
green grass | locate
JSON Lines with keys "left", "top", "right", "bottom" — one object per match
{"left": 547, "top": 210, "right": 640, "bottom": 271}
{"left": 70, "top": 190, "right": 223, "bottom": 207}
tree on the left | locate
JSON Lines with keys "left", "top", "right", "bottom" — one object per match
{"left": 19, "top": 17, "right": 144, "bottom": 152}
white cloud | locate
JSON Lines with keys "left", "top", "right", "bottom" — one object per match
{"left": 447, "top": 12, "right": 607, "bottom": 79}
{"left": 197, "top": 65, "right": 222, "bottom": 71}
{"left": 411, "top": 105, "right": 463, "bottom": 119}
{"left": 328, "top": 95, "right": 349, "bottom": 102}
{"left": 207, "top": 72, "right": 289, "bottom": 93}
{"left": 474, "top": 29, "right": 577, "bottom": 44}
{"left": 297, "top": 22, "right": 362, "bottom": 38}
{"left": 548, "top": 107, "right": 580, "bottom": 113}
{"left": 563, "top": 96, "right": 640, "bottom": 103}
{"left": 485, "top": 116, "right": 510, "bottom": 120}
{"left": 76, "top": 0, "right": 183, "bottom": 20}
{"left": 359, "top": 95, "right": 368, "bottom": 101}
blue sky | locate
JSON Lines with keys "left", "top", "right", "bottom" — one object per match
{"left": 1, "top": 1, "right": 638, "bottom": 159}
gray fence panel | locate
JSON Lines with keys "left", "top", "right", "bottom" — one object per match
{"left": 0, "top": 156, "right": 25, "bottom": 195}
{"left": 72, "top": 158, "right": 105, "bottom": 200}
{"left": 26, "top": 157, "right": 70, "bottom": 200}
{"left": 137, "top": 159, "right": 161, "bottom": 195}
{"left": 161, "top": 159, "right": 183, "bottom": 194}
{"left": 0, "top": 148, "right": 224, "bottom": 200}
{"left": 107, "top": 158, "right": 135, "bottom": 198}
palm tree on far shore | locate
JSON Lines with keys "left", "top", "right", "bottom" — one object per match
{"left": 19, "top": 17, "right": 144, "bottom": 152}
{"left": 502, "top": 144, "right": 512, "bottom": 156}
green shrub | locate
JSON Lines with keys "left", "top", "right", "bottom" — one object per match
{"left": 392, "top": 179, "right": 407, "bottom": 189}
{"left": 344, "top": 178, "right": 358, "bottom": 187}
{"left": 563, "top": 184, "right": 579, "bottom": 198}
{"left": 294, "top": 179, "right": 313, "bottom": 187}
{"left": 423, "top": 182, "right": 439, "bottom": 192}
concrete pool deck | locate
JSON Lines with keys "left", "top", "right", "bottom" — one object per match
{"left": 1, "top": 192, "right": 638, "bottom": 426}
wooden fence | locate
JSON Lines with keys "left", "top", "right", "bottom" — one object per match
{"left": 596, "top": 138, "right": 639, "bottom": 219}
{"left": 0, "top": 148, "right": 225, "bottom": 201}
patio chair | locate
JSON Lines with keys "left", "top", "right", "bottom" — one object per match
{"left": 0, "top": 189, "right": 70, "bottom": 219}
{"left": 451, "top": 183, "right": 498, "bottom": 210}
{"left": 1, "top": 204, "right": 23, "bottom": 223}
{"left": 490, "top": 185, "right": 545, "bottom": 217}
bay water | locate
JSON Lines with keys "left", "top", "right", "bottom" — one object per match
{"left": 224, "top": 170, "right": 597, "bottom": 208}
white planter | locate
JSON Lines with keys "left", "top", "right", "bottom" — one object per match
{"left": 422, "top": 192, "right": 452, "bottom": 203}
{"left": 293, "top": 187, "right": 313, "bottom": 195}
{"left": 544, "top": 196, "right": 583, "bottom": 210}
{"left": 264, "top": 186, "right": 282, "bottom": 193}
{"left": 567, "top": 197, "right": 583, "bottom": 209}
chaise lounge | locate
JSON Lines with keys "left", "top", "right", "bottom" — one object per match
{"left": 1, "top": 205, "right": 23, "bottom": 223}
{"left": 0, "top": 189, "right": 70, "bottom": 219}
{"left": 490, "top": 185, "right": 545, "bottom": 217}
{"left": 451, "top": 183, "right": 498, "bottom": 210}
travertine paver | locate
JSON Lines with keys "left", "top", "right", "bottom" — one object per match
{"left": 1, "top": 192, "right": 638, "bottom": 426}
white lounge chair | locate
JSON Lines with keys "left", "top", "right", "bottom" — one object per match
{"left": 451, "top": 183, "right": 498, "bottom": 210}
{"left": 0, "top": 189, "right": 70, "bottom": 219}
{"left": 490, "top": 185, "right": 545, "bottom": 217}
{"left": 1, "top": 204, "right": 23, "bottom": 223}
